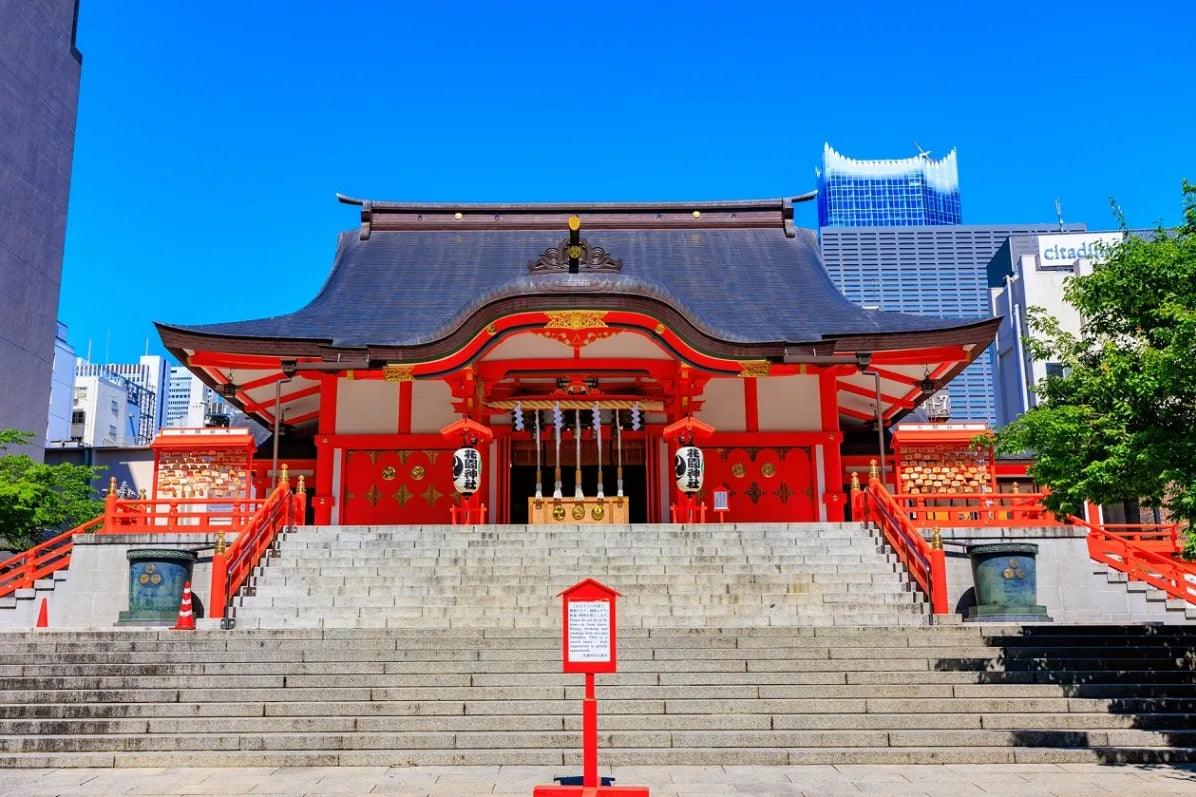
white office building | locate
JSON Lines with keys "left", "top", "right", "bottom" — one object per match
{"left": 988, "top": 231, "right": 1124, "bottom": 426}
{"left": 45, "top": 322, "right": 77, "bottom": 445}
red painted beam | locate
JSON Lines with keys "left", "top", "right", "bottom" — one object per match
{"left": 871, "top": 367, "right": 920, "bottom": 386}
{"left": 188, "top": 352, "right": 288, "bottom": 369}
{"left": 870, "top": 346, "right": 969, "bottom": 365}
{"left": 243, "top": 384, "right": 321, "bottom": 412}
{"left": 839, "top": 405, "right": 877, "bottom": 423}
{"left": 836, "top": 379, "right": 915, "bottom": 408}
{"left": 286, "top": 409, "right": 320, "bottom": 426}
{"left": 238, "top": 372, "right": 288, "bottom": 391}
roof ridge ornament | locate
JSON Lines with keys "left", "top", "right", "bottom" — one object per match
{"left": 528, "top": 215, "right": 623, "bottom": 274}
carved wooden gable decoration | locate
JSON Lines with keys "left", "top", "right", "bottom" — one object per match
{"left": 528, "top": 236, "right": 623, "bottom": 274}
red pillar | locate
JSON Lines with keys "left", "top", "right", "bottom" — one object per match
{"left": 582, "top": 672, "right": 598, "bottom": 787}
{"left": 313, "top": 375, "right": 338, "bottom": 526}
{"left": 819, "top": 370, "right": 846, "bottom": 521}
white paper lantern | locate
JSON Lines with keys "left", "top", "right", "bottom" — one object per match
{"left": 674, "top": 446, "right": 704, "bottom": 494}
{"left": 452, "top": 447, "right": 482, "bottom": 496}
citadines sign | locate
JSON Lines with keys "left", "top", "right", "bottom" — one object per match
{"left": 1037, "top": 233, "right": 1123, "bottom": 268}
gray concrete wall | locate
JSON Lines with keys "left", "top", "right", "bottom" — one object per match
{"left": 0, "top": 533, "right": 218, "bottom": 630}
{"left": 44, "top": 446, "right": 155, "bottom": 497}
{"left": 0, "top": 1, "right": 83, "bottom": 457}
{"left": 939, "top": 526, "right": 1190, "bottom": 623}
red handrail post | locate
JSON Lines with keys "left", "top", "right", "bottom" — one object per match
{"left": 102, "top": 489, "right": 117, "bottom": 532}
{"left": 209, "top": 530, "right": 229, "bottom": 621}
{"left": 929, "top": 548, "right": 949, "bottom": 615}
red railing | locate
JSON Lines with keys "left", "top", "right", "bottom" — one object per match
{"left": 853, "top": 476, "right": 949, "bottom": 615}
{"left": 0, "top": 515, "right": 104, "bottom": 599}
{"left": 891, "top": 491, "right": 1060, "bottom": 527}
{"left": 1072, "top": 515, "right": 1195, "bottom": 605}
{"left": 106, "top": 497, "right": 266, "bottom": 533}
{"left": 209, "top": 479, "right": 306, "bottom": 621}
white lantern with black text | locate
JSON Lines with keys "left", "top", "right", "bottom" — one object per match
{"left": 674, "top": 445, "right": 704, "bottom": 494}
{"left": 452, "top": 447, "right": 482, "bottom": 496}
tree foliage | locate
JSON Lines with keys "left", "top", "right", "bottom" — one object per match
{"left": 0, "top": 429, "right": 104, "bottom": 551}
{"left": 992, "top": 183, "right": 1196, "bottom": 555}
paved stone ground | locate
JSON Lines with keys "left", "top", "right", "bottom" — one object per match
{"left": 2, "top": 764, "right": 1196, "bottom": 796}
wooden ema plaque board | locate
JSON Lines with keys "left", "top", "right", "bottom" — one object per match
{"left": 891, "top": 423, "right": 996, "bottom": 495}
{"left": 150, "top": 428, "right": 254, "bottom": 501}
{"left": 528, "top": 497, "right": 630, "bottom": 525}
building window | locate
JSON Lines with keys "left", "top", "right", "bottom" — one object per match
{"left": 110, "top": 399, "right": 119, "bottom": 415}
{"left": 1045, "top": 362, "right": 1065, "bottom": 379}
{"left": 108, "top": 425, "right": 117, "bottom": 440}
{"left": 71, "top": 410, "right": 85, "bottom": 424}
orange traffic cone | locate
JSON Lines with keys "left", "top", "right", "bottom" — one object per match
{"left": 35, "top": 597, "right": 48, "bottom": 628}
{"left": 172, "top": 581, "right": 196, "bottom": 631}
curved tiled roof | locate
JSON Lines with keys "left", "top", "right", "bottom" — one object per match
{"left": 159, "top": 225, "right": 992, "bottom": 352}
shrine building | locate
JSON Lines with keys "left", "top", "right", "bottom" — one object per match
{"left": 156, "top": 196, "right": 999, "bottom": 527}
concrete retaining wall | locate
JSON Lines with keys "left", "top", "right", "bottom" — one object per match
{"left": 0, "top": 534, "right": 217, "bottom": 630}
{"left": 939, "top": 526, "right": 1190, "bottom": 623}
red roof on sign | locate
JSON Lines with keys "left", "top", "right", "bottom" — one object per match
{"left": 150, "top": 427, "right": 257, "bottom": 452}
{"left": 558, "top": 578, "right": 621, "bottom": 599}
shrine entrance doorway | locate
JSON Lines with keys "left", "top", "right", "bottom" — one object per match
{"left": 507, "top": 438, "right": 649, "bottom": 524}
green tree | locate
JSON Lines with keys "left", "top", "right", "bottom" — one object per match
{"left": 992, "top": 182, "right": 1196, "bottom": 556}
{"left": 0, "top": 429, "right": 105, "bottom": 551}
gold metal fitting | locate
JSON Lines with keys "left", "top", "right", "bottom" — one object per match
{"left": 280, "top": 462, "right": 289, "bottom": 485}
{"left": 869, "top": 459, "right": 879, "bottom": 479}
{"left": 930, "top": 527, "right": 944, "bottom": 550}
{"left": 568, "top": 214, "right": 581, "bottom": 231}
{"left": 108, "top": 476, "right": 118, "bottom": 496}
{"left": 297, "top": 474, "right": 306, "bottom": 495}
{"left": 138, "top": 488, "right": 147, "bottom": 500}
{"left": 850, "top": 471, "right": 860, "bottom": 492}
{"left": 214, "top": 529, "right": 227, "bottom": 555}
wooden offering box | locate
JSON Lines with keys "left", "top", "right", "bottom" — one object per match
{"left": 529, "top": 497, "right": 630, "bottom": 525}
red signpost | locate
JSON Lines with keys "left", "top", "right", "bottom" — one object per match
{"left": 533, "top": 578, "right": 649, "bottom": 797}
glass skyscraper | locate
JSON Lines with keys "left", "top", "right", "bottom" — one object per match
{"left": 817, "top": 144, "right": 962, "bottom": 227}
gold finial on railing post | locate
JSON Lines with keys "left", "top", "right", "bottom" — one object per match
{"left": 108, "top": 476, "right": 118, "bottom": 496}
{"left": 1012, "top": 481, "right": 1020, "bottom": 494}
{"left": 138, "top": 488, "right": 146, "bottom": 500}
{"left": 930, "top": 527, "right": 943, "bottom": 550}
{"left": 850, "top": 471, "right": 860, "bottom": 493}
{"left": 296, "top": 474, "right": 306, "bottom": 495}
{"left": 869, "top": 459, "right": 879, "bottom": 480}
{"left": 214, "top": 529, "right": 227, "bottom": 555}
{"left": 280, "top": 462, "right": 289, "bottom": 488}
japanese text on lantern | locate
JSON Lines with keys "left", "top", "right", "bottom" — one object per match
{"left": 684, "top": 447, "right": 701, "bottom": 491}
{"left": 567, "top": 600, "right": 611, "bottom": 663}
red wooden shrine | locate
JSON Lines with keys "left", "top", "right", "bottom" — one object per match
{"left": 156, "top": 198, "right": 999, "bottom": 527}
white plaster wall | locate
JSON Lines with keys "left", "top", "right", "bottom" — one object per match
{"left": 757, "top": 374, "right": 821, "bottom": 431}
{"left": 695, "top": 378, "right": 746, "bottom": 432}
{"left": 410, "top": 381, "right": 456, "bottom": 434}
{"left": 335, "top": 379, "right": 398, "bottom": 434}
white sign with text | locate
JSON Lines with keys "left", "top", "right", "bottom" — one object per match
{"left": 567, "top": 600, "right": 611, "bottom": 662}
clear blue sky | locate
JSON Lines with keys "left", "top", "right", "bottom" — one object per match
{"left": 61, "top": 1, "right": 1196, "bottom": 363}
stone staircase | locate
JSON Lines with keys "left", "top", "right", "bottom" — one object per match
{"left": 0, "top": 570, "right": 68, "bottom": 628}
{"left": 0, "top": 625, "right": 1193, "bottom": 767}
{"left": 1091, "top": 563, "right": 1196, "bottom": 622}
{"left": 231, "top": 523, "right": 929, "bottom": 629}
